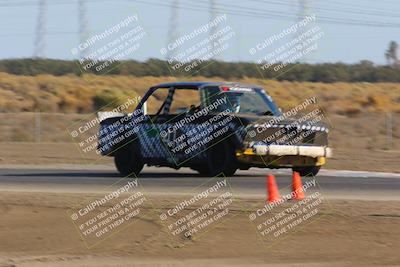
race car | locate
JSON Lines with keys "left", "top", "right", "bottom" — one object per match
{"left": 97, "top": 82, "right": 332, "bottom": 177}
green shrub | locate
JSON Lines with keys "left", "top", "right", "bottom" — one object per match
{"left": 92, "top": 90, "right": 126, "bottom": 110}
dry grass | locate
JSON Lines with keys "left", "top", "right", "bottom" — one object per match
{"left": 1, "top": 72, "right": 400, "bottom": 114}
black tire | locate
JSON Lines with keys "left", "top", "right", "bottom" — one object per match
{"left": 114, "top": 143, "right": 144, "bottom": 176}
{"left": 197, "top": 141, "right": 237, "bottom": 177}
{"left": 292, "top": 166, "right": 321, "bottom": 177}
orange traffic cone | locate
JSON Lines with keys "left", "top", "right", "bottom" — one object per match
{"left": 267, "top": 174, "right": 281, "bottom": 203}
{"left": 292, "top": 171, "right": 305, "bottom": 200}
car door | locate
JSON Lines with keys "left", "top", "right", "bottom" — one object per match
{"left": 138, "top": 86, "right": 205, "bottom": 166}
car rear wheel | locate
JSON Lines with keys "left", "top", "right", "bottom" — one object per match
{"left": 114, "top": 143, "right": 144, "bottom": 176}
{"left": 197, "top": 141, "right": 237, "bottom": 177}
{"left": 292, "top": 166, "right": 321, "bottom": 177}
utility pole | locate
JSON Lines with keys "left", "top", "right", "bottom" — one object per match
{"left": 298, "top": 0, "right": 308, "bottom": 21}
{"left": 166, "top": 0, "right": 179, "bottom": 61}
{"left": 34, "top": 0, "right": 47, "bottom": 58}
{"left": 79, "top": 0, "right": 90, "bottom": 59}
{"left": 297, "top": 0, "right": 310, "bottom": 62}
{"left": 209, "top": 0, "right": 218, "bottom": 60}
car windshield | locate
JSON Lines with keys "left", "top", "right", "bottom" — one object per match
{"left": 203, "top": 86, "right": 281, "bottom": 116}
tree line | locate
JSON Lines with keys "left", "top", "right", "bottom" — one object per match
{"left": 1, "top": 58, "right": 400, "bottom": 83}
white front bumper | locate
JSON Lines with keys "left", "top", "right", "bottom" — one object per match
{"left": 253, "top": 145, "right": 332, "bottom": 158}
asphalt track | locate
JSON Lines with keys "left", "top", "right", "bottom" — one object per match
{"left": 0, "top": 166, "right": 399, "bottom": 200}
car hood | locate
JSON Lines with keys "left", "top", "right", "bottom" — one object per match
{"left": 231, "top": 113, "right": 330, "bottom": 147}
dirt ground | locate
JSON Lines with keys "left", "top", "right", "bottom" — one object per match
{"left": 0, "top": 191, "right": 399, "bottom": 267}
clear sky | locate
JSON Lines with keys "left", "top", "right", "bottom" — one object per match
{"left": 0, "top": 0, "right": 399, "bottom": 64}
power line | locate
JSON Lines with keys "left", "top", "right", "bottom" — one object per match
{"left": 249, "top": 0, "right": 400, "bottom": 18}
{"left": 0, "top": 0, "right": 111, "bottom": 7}
{"left": 162, "top": 0, "right": 400, "bottom": 28}
{"left": 2, "top": 0, "right": 400, "bottom": 28}
{"left": 186, "top": 0, "right": 400, "bottom": 27}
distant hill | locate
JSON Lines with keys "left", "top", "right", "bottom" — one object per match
{"left": 1, "top": 58, "right": 400, "bottom": 83}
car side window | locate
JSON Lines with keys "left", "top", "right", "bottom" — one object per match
{"left": 168, "top": 89, "right": 201, "bottom": 115}
{"left": 201, "top": 86, "right": 231, "bottom": 112}
{"left": 144, "top": 89, "right": 169, "bottom": 115}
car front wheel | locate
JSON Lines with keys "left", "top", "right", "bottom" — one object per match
{"left": 292, "top": 166, "right": 321, "bottom": 177}
{"left": 197, "top": 141, "right": 237, "bottom": 177}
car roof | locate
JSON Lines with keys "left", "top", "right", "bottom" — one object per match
{"left": 152, "top": 81, "right": 261, "bottom": 89}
